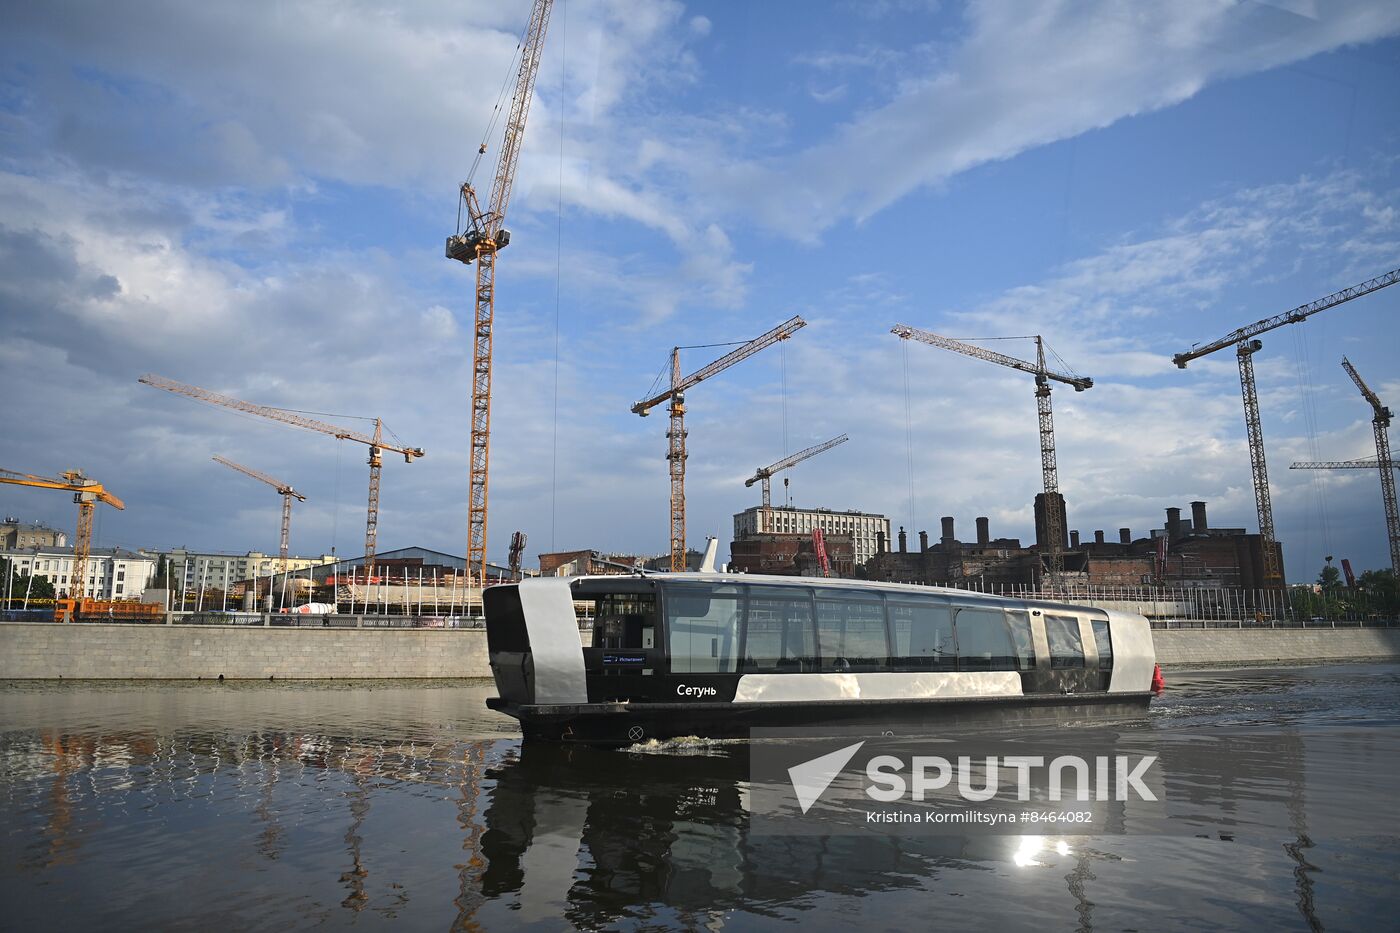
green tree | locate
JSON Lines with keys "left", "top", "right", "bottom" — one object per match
{"left": 0, "top": 556, "right": 56, "bottom": 604}
{"left": 1356, "top": 569, "right": 1399, "bottom": 618}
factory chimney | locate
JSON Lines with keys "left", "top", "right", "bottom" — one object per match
{"left": 919, "top": 530, "right": 929, "bottom": 552}
{"left": 877, "top": 530, "right": 886, "bottom": 555}
{"left": 1094, "top": 530, "right": 1105, "bottom": 545}
{"left": 976, "top": 517, "right": 990, "bottom": 546}
{"left": 1070, "top": 530, "right": 1081, "bottom": 548}
{"left": 898, "top": 527, "right": 907, "bottom": 553}
{"left": 940, "top": 516, "right": 955, "bottom": 545}
{"left": 1166, "top": 507, "right": 1182, "bottom": 541}
{"left": 1191, "top": 501, "right": 1208, "bottom": 533}
{"left": 1119, "top": 527, "right": 1132, "bottom": 545}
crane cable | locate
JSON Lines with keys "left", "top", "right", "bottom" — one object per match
{"left": 1291, "top": 321, "right": 1332, "bottom": 559}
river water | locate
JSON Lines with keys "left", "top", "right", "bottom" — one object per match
{"left": 2, "top": 663, "right": 1398, "bottom": 931}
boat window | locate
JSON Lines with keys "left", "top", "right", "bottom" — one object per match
{"left": 815, "top": 592, "right": 888, "bottom": 672}
{"left": 1006, "top": 610, "right": 1036, "bottom": 670}
{"left": 666, "top": 584, "right": 742, "bottom": 674}
{"left": 1092, "top": 618, "right": 1113, "bottom": 670}
{"left": 953, "top": 606, "right": 1019, "bottom": 671}
{"left": 889, "top": 599, "right": 955, "bottom": 672}
{"left": 1045, "top": 614, "right": 1085, "bottom": 670}
{"left": 590, "top": 592, "right": 657, "bottom": 651}
{"left": 743, "top": 587, "right": 816, "bottom": 672}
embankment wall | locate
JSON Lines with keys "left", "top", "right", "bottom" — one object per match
{"left": 0, "top": 623, "right": 497, "bottom": 680}
{"left": 1151, "top": 627, "right": 1400, "bottom": 667}
{"left": 2, "top": 622, "right": 1399, "bottom": 680}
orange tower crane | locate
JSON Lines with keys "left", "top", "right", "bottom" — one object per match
{"left": 745, "top": 434, "right": 849, "bottom": 533}
{"left": 0, "top": 467, "right": 124, "bottom": 615}
{"left": 212, "top": 455, "right": 306, "bottom": 576}
{"left": 1173, "top": 268, "right": 1400, "bottom": 585}
{"left": 632, "top": 316, "right": 807, "bottom": 571}
{"left": 445, "top": 0, "right": 554, "bottom": 586}
{"left": 892, "top": 325, "right": 1092, "bottom": 590}
{"left": 139, "top": 374, "right": 423, "bottom": 580}
{"left": 1340, "top": 357, "right": 1399, "bottom": 576}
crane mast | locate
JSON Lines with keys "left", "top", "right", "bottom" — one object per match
{"left": 0, "top": 468, "right": 124, "bottom": 618}
{"left": 893, "top": 325, "right": 1090, "bottom": 591}
{"left": 633, "top": 316, "right": 807, "bottom": 571}
{"left": 1340, "top": 357, "right": 1399, "bottom": 575}
{"left": 1173, "top": 268, "right": 1400, "bottom": 585}
{"left": 140, "top": 374, "right": 422, "bottom": 580}
{"left": 746, "top": 433, "right": 849, "bottom": 532}
{"left": 446, "top": 0, "right": 553, "bottom": 587}
{"left": 212, "top": 455, "right": 306, "bottom": 575}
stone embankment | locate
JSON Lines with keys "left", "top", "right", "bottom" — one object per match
{"left": 2, "top": 621, "right": 1397, "bottom": 680}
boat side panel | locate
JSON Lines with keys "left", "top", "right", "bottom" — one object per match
{"left": 732, "top": 671, "right": 1021, "bottom": 703}
{"left": 518, "top": 578, "right": 588, "bottom": 704}
{"left": 1104, "top": 608, "right": 1154, "bottom": 693}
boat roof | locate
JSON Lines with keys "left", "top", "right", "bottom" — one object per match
{"left": 557, "top": 571, "right": 1105, "bottom": 613}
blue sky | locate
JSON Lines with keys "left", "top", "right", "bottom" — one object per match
{"left": 1, "top": 0, "right": 1399, "bottom": 582}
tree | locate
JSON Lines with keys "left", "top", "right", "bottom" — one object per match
{"left": 1356, "top": 569, "right": 1399, "bottom": 618}
{"left": 1318, "top": 562, "right": 1342, "bottom": 592}
{"left": 0, "top": 556, "right": 57, "bottom": 604}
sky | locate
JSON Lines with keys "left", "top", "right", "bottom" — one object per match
{"left": 1, "top": 0, "right": 1399, "bottom": 583}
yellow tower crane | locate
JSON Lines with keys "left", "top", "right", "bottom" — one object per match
{"left": 745, "top": 434, "right": 849, "bottom": 533}
{"left": 211, "top": 455, "right": 306, "bottom": 576}
{"left": 632, "top": 316, "right": 807, "bottom": 571}
{"left": 445, "top": 0, "right": 554, "bottom": 586}
{"left": 1173, "top": 267, "right": 1400, "bottom": 585}
{"left": 892, "top": 325, "right": 1092, "bottom": 591}
{"left": 139, "top": 374, "right": 423, "bottom": 580}
{"left": 0, "top": 467, "right": 125, "bottom": 620}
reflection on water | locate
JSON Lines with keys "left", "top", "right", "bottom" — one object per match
{"left": 2, "top": 667, "right": 1399, "bottom": 930}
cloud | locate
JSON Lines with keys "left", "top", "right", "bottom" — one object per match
{"left": 646, "top": 1, "right": 1400, "bottom": 239}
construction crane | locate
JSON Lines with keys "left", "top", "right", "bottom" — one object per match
{"left": 811, "top": 528, "right": 832, "bottom": 578}
{"left": 1290, "top": 458, "right": 1394, "bottom": 471}
{"left": 1172, "top": 268, "right": 1400, "bottom": 585}
{"left": 632, "top": 316, "right": 807, "bottom": 571}
{"left": 212, "top": 455, "right": 306, "bottom": 576}
{"left": 139, "top": 374, "right": 423, "bottom": 580}
{"left": 745, "top": 434, "right": 849, "bottom": 533}
{"left": 0, "top": 467, "right": 124, "bottom": 615}
{"left": 445, "top": 0, "right": 554, "bottom": 586}
{"left": 508, "top": 531, "right": 527, "bottom": 581}
{"left": 892, "top": 325, "right": 1092, "bottom": 590}
{"left": 1339, "top": 357, "right": 1399, "bottom": 576}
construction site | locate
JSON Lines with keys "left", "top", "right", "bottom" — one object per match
{"left": 1, "top": 0, "right": 1397, "bottom": 633}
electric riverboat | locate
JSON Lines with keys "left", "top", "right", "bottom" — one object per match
{"left": 484, "top": 570, "right": 1155, "bottom": 745}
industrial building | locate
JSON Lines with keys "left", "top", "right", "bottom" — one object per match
{"left": 729, "top": 532, "right": 856, "bottom": 577}
{"left": 732, "top": 506, "right": 889, "bottom": 567}
{"left": 0, "top": 546, "right": 156, "bottom": 599}
{"left": 859, "top": 501, "right": 1282, "bottom": 596}
{"left": 0, "top": 519, "right": 67, "bottom": 550}
{"left": 300, "top": 547, "right": 501, "bottom": 582}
